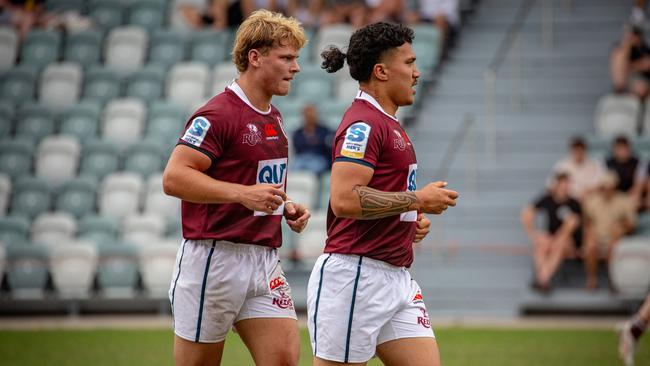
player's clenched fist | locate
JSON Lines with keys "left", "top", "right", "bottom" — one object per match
{"left": 413, "top": 213, "right": 430, "bottom": 243}
{"left": 238, "top": 183, "right": 287, "bottom": 214}
{"left": 415, "top": 181, "right": 459, "bottom": 214}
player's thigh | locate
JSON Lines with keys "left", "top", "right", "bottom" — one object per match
{"left": 174, "top": 335, "right": 225, "bottom": 366}
{"left": 376, "top": 337, "right": 440, "bottom": 366}
{"left": 235, "top": 317, "right": 300, "bottom": 366}
{"left": 313, "top": 357, "right": 366, "bottom": 366}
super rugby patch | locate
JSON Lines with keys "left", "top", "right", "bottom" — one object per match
{"left": 181, "top": 116, "right": 210, "bottom": 147}
{"left": 341, "top": 122, "right": 370, "bottom": 159}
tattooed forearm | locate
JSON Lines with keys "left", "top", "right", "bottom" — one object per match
{"left": 353, "top": 185, "right": 419, "bottom": 219}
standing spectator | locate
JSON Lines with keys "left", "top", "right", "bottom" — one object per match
{"left": 605, "top": 135, "right": 646, "bottom": 209}
{"left": 551, "top": 137, "right": 605, "bottom": 202}
{"left": 610, "top": 24, "right": 650, "bottom": 99}
{"left": 521, "top": 173, "right": 582, "bottom": 292}
{"left": 406, "top": 0, "right": 459, "bottom": 54}
{"left": 583, "top": 171, "right": 637, "bottom": 290}
{"left": 292, "top": 103, "right": 334, "bottom": 176}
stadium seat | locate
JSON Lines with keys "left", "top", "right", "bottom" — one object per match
{"left": 318, "top": 98, "right": 349, "bottom": 130}
{"left": 0, "top": 139, "right": 33, "bottom": 179}
{"left": 273, "top": 97, "right": 305, "bottom": 121}
{"left": 125, "top": 64, "right": 166, "bottom": 103}
{"left": 0, "top": 27, "right": 18, "bottom": 71}
{"left": 168, "top": 0, "right": 205, "bottom": 32}
{"left": 166, "top": 217, "right": 182, "bottom": 239}
{"left": 19, "top": 29, "right": 62, "bottom": 70}
{"left": 58, "top": 101, "right": 102, "bottom": 140}
{"left": 64, "top": 30, "right": 103, "bottom": 68}
{"left": 0, "top": 115, "right": 9, "bottom": 140}
{"left": 35, "top": 135, "right": 81, "bottom": 187}
{"left": 79, "top": 139, "right": 120, "bottom": 179}
{"left": 39, "top": 62, "right": 82, "bottom": 111}
{"left": 167, "top": 62, "right": 209, "bottom": 109}
{"left": 138, "top": 242, "right": 177, "bottom": 298}
{"left": 0, "top": 244, "right": 5, "bottom": 288}
{"left": 145, "top": 100, "right": 186, "bottom": 144}
{"left": 31, "top": 212, "right": 77, "bottom": 248}
{"left": 78, "top": 215, "right": 120, "bottom": 246}
{"left": 99, "top": 172, "right": 144, "bottom": 220}
{"left": 123, "top": 213, "right": 166, "bottom": 247}
{"left": 412, "top": 24, "right": 441, "bottom": 74}
{"left": 96, "top": 242, "right": 139, "bottom": 298}
{"left": 45, "top": 0, "right": 85, "bottom": 13}
{"left": 55, "top": 176, "right": 98, "bottom": 218}
{"left": 101, "top": 98, "right": 147, "bottom": 148}
{"left": 124, "top": 140, "right": 166, "bottom": 178}
{"left": 14, "top": 104, "right": 54, "bottom": 143}
{"left": 144, "top": 173, "right": 180, "bottom": 222}
{"left": 127, "top": 0, "right": 166, "bottom": 31}
{"left": 287, "top": 171, "right": 318, "bottom": 210}
{"left": 6, "top": 243, "right": 50, "bottom": 299}
{"left": 0, "top": 101, "right": 12, "bottom": 138}
{"left": 637, "top": 213, "right": 650, "bottom": 235}
{"left": 148, "top": 30, "right": 186, "bottom": 69}
{"left": 314, "top": 24, "right": 353, "bottom": 61}
{"left": 0, "top": 216, "right": 30, "bottom": 247}
{"left": 294, "top": 210, "right": 327, "bottom": 263}
{"left": 0, "top": 173, "right": 9, "bottom": 216}
{"left": 105, "top": 26, "right": 148, "bottom": 75}
{"left": 190, "top": 30, "right": 228, "bottom": 67}
{"left": 88, "top": 0, "right": 125, "bottom": 33}
{"left": 294, "top": 63, "right": 333, "bottom": 102}
{"left": 335, "top": 77, "right": 359, "bottom": 102}
{"left": 594, "top": 94, "right": 640, "bottom": 138}
{"left": 0, "top": 66, "right": 37, "bottom": 104}
{"left": 82, "top": 66, "right": 123, "bottom": 105}
{"left": 211, "top": 62, "right": 238, "bottom": 96}
{"left": 610, "top": 237, "right": 650, "bottom": 296}
{"left": 49, "top": 240, "right": 98, "bottom": 298}
{"left": 10, "top": 176, "right": 51, "bottom": 219}
{"left": 318, "top": 171, "right": 331, "bottom": 210}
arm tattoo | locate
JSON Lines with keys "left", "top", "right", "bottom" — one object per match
{"left": 353, "top": 185, "right": 419, "bottom": 219}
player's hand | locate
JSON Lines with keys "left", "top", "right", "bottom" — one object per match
{"left": 239, "top": 183, "right": 287, "bottom": 214}
{"left": 413, "top": 213, "right": 430, "bottom": 243}
{"left": 415, "top": 181, "right": 458, "bottom": 214}
{"left": 284, "top": 200, "right": 310, "bottom": 233}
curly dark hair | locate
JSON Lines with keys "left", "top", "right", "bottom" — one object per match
{"left": 321, "top": 22, "right": 414, "bottom": 82}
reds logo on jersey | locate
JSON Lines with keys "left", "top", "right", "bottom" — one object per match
{"left": 243, "top": 123, "right": 262, "bottom": 146}
{"left": 393, "top": 130, "right": 406, "bottom": 150}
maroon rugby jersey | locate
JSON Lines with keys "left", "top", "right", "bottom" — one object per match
{"left": 177, "top": 81, "right": 289, "bottom": 247}
{"left": 325, "top": 91, "right": 418, "bottom": 267}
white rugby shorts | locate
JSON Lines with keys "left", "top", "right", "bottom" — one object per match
{"left": 307, "top": 253, "right": 435, "bottom": 363}
{"left": 169, "top": 239, "right": 297, "bottom": 343}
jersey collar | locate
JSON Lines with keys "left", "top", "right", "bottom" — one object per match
{"left": 227, "top": 80, "right": 272, "bottom": 115}
{"left": 355, "top": 90, "right": 399, "bottom": 122}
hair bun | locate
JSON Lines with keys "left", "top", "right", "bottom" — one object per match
{"left": 321, "top": 46, "right": 346, "bottom": 73}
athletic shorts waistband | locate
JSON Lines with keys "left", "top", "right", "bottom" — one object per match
{"left": 327, "top": 253, "right": 404, "bottom": 272}
{"left": 184, "top": 239, "right": 276, "bottom": 254}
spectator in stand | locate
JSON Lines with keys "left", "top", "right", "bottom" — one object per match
{"left": 406, "top": 0, "right": 459, "bottom": 55}
{"left": 0, "top": 0, "right": 48, "bottom": 38}
{"left": 318, "top": 0, "right": 367, "bottom": 28}
{"left": 178, "top": 0, "right": 255, "bottom": 30}
{"left": 583, "top": 171, "right": 637, "bottom": 290}
{"left": 631, "top": 0, "right": 646, "bottom": 26}
{"left": 551, "top": 137, "right": 604, "bottom": 202}
{"left": 291, "top": 103, "right": 334, "bottom": 176}
{"left": 610, "top": 24, "right": 650, "bottom": 99}
{"left": 605, "top": 135, "right": 646, "bottom": 210}
{"left": 521, "top": 173, "right": 582, "bottom": 292}
{"left": 365, "top": 0, "right": 406, "bottom": 24}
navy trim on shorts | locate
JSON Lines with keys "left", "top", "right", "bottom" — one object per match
{"left": 344, "top": 256, "right": 363, "bottom": 363}
{"left": 334, "top": 157, "right": 376, "bottom": 169}
{"left": 313, "top": 253, "right": 332, "bottom": 356}
{"left": 171, "top": 239, "right": 188, "bottom": 314}
{"left": 195, "top": 240, "right": 216, "bottom": 342}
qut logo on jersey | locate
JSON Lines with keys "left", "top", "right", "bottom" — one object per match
{"left": 254, "top": 158, "right": 288, "bottom": 216}
{"left": 401, "top": 163, "right": 417, "bottom": 222}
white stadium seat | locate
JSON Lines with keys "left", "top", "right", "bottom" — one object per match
{"left": 36, "top": 135, "right": 81, "bottom": 187}
{"left": 594, "top": 94, "right": 640, "bottom": 138}
{"left": 102, "top": 98, "right": 147, "bottom": 148}
{"left": 0, "top": 27, "right": 17, "bottom": 71}
{"left": 0, "top": 173, "right": 10, "bottom": 216}
{"left": 295, "top": 210, "right": 327, "bottom": 263}
{"left": 211, "top": 62, "right": 238, "bottom": 96}
{"left": 167, "top": 62, "right": 209, "bottom": 110}
{"left": 39, "top": 62, "right": 82, "bottom": 111}
{"left": 336, "top": 77, "right": 359, "bottom": 101}
{"left": 99, "top": 172, "right": 144, "bottom": 220}
{"left": 610, "top": 236, "right": 650, "bottom": 296}
{"left": 138, "top": 241, "right": 178, "bottom": 298}
{"left": 105, "top": 26, "right": 148, "bottom": 74}
{"left": 144, "top": 173, "right": 180, "bottom": 222}
{"left": 31, "top": 212, "right": 77, "bottom": 248}
{"left": 122, "top": 213, "right": 166, "bottom": 247}
{"left": 287, "top": 171, "right": 319, "bottom": 210}
{"left": 315, "top": 24, "right": 353, "bottom": 61}
{"left": 49, "top": 240, "right": 98, "bottom": 298}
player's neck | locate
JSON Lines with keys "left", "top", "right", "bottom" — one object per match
{"left": 236, "top": 74, "right": 272, "bottom": 111}
{"left": 359, "top": 84, "right": 398, "bottom": 117}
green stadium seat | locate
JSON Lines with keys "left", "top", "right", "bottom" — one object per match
{"left": 45, "top": 0, "right": 85, "bottom": 12}
{"left": 19, "top": 29, "right": 62, "bottom": 70}
{"left": 11, "top": 176, "right": 51, "bottom": 219}
{"left": 123, "top": 140, "right": 165, "bottom": 178}
{"left": 79, "top": 139, "right": 120, "bottom": 179}
{"left": 83, "top": 67, "right": 123, "bottom": 105}
{"left": 318, "top": 98, "right": 349, "bottom": 130}
{"left": 148, "top": 30, "right": 186, "bottom": 70}
{"left": 14, "top": 104, "right": 55, "bottom": 143}
{"left": 637, "top": 214, "right": 650, "bottom": 235}
{"left": 88, "top": 0, "right": 125, "bottom": 32}
{"left": 293, "top": 63, "right": 332, "bottom": 102}
{"left": 6, "top": 243, "right": 50, "bottom": 299}
{"left": 96, "top": 242, "right": 139, "bottom": 298}
{"left": 0, "top": 173, "right": 9, "bottom": 215}
{"left": 0, "top": 216, "right": 30, "bottom": 247}
{"left": 190, "top": 30, "right": 228, "bottom": 67}
{"left": 127, "top": 0, "right": 166, "bottom": 31}
{"left": 1, "top": 66, "right": 37, "bottom": 104}
{"left": 0, "top": 26, "right": 18, "bottom": 71}
{"left": 78, "top": 215, "right": 120, "bottom": 247}
{"left": 0, "top": 100, "right": 14, "bottom": 120}
{"left": 55, "top": 176, "right": 98, "bottom": 219}
{"left": 125, "top": 64, "right": 166, "bottom": 102}
{"left": 64, "top": 30, "right": 103, "bottom": 68}
{"left": 58, "top": 101, "right": 102, "bottom": 140}
{"left": 145, "top": 100, "right": 186, "bottom": 145}
{"left": 0, "top": 115, "right": 11, "bottom": 139}
{"left": 0, "top": 139, "right": 34, "bottom": 179}
{"left": 319, "top": 171, "right": 331, "bottom": 210}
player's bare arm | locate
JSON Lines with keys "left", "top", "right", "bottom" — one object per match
{"left": 330, "top": 161, "right": 459, "bottom": 219}
{"left": 163, "top": 144, "right": 286, "bottom": 215}
{"left": 284, "top": 200, "right": 310, "bottom": 233}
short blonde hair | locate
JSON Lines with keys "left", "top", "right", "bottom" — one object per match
{"left": 232, "top": 10, "right": 307, "bottom": 73}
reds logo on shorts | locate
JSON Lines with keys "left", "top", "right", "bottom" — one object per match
{"left": 417, "top": 308, "right": 431, "bottom": 328}
{"left": 272, "top": 290, "right": 294, "bottom": 310}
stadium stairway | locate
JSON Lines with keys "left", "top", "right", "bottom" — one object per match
{"left": 404, "top": 0, "right": 630, "bottom": 317}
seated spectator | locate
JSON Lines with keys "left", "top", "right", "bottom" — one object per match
{"left": 0, "top": 0, "right": 46, "bottom": 38}
{"left": 319, "top": 0, "right": 366, "bottom": 28}
{"left": 583, "top": 171, "right": 637, "bottom": 290}
{"left": 178, "top": 0, "right": 254, "bottom": 30}
{"left": 366, "top": 0, "right": 406, "bottom": 24}
{"left": 406, "top": 0, "right": 459, "bottom": 54}
{"left": 631, "top": 0, "right": 646, "bottom": 26}
{"left": 605, "top": 135, "right": 646, "bottom": 209}
{"left": 521, "top": 173, "right": 582, "bottom": 292}
{"left": 551, "top": 137, "right": 604, "bottom": 202}
{"left": 610, "top": 24, "right": 650, "bottom": 99}
{"left": 285, "top": 0, "right": 322, "bottom": 28}
{"left": 291, "top": 104, "right": 334, "bottom": 175}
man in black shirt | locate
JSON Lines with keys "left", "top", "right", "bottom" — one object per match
{"left": 521, "top": 173, "right": 582, "bottom": 291}
{"left": 606, "top": 135, "right": 645, "bottom": 210}
{"left": 610, "top": 25, "right": 650, "bottom": 99}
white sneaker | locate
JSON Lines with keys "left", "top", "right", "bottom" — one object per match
{"left": 619, "top": 321, "right": 637, "bottom": 366}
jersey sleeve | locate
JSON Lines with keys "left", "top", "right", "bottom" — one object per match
{"left": 177, "top": 112, "right": 230, "bottom": 163}
{"left": 333, "top": 120, "right": 383, "bottom": 169}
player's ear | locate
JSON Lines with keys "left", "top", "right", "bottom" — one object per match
{"left": 373, "top": 63, "right": 389, "bottom": 82}
{"left": 248, "top": 49, "right": 261, "bottom": 68}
